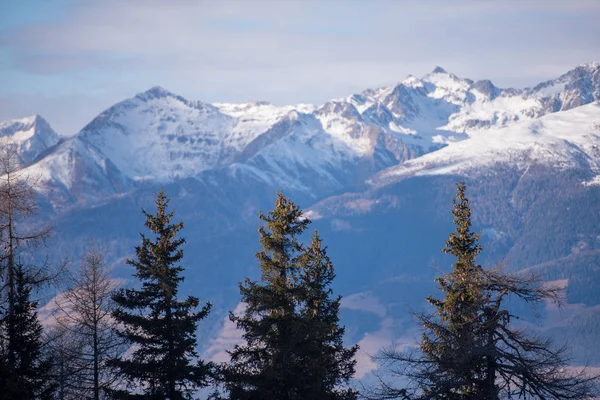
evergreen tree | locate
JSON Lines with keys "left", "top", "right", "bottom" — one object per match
{"left": 419, "top": 181, "right": 487, "bottom": 398}
{"left": 370, "top": 182, "right": 599, "bottom": 400}
{"left": 223, "top": 192, "right": 357, "bottom": 399}
{"left": 0, "top": 263, "right": 55, "bottom": 399}
{"left": 224, "top": 192, "right": 309, "bottom": 399}
{"left": 297, "top": 231, "right": 358, "bottom": 400}
{"left": 109, "top": 190, "right": 212, "bottom": 399}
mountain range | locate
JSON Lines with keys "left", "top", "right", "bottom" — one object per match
{"left": 3, "top": 62, "right": 600, "bottom": 376}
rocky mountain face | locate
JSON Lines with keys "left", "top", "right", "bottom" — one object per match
{"left": 0, "top": 115, "right": 60, "bottom": 164}
{"left": 4, "top": 62, "right": 600, "bottom": 371}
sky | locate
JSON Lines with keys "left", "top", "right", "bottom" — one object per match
{"left": 1, "top": 0, "right": 599, "bottom": 135}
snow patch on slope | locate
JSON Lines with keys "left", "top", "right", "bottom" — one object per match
{"left": 377, "top": 102, "right": 600, "bottom": 181}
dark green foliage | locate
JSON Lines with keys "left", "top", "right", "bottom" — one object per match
{"left": 224, "top": 192, "right": 309, "bottom": 399}
{"left": 0, "top": 264, "right": 55, "bottom": 400}
{"left": 222, "top": 192, "right": 357, "bottom": 399}
{"left": 371, "top": 182, "right": 599, "bottom": 400}
{"left": 420, "top": 181, "right": 487, "bottom": 398}
{"left": 297, "top": 232, "right": 358, "bottom": 399}
{"left": 109, "top": 190, "right": 212, "bottom": 399}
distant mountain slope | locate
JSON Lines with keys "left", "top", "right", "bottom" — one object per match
{"left": 3, "top": 62, "right": 600, "bottom": 371}
{"left": 23, "top": 137, "right": 132, "bottom": 208}
{"left": 370, "top": 102, "right": 600, "bottom": 187}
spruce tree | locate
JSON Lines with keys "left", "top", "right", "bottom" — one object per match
{"left": 223, "top": 192, "right": 357, "bottom": 399}
{"left": 297, "top": 231, "right": 358, "bottom": 400}
{"left": 0, "top": 263, "right": 55, "bottom": 400}
{"left": 420, "top": 181, "right": 487, "bottom": 398}
{"left": 224, "top": 192, "right": 309, "bottom": 399}
{"left": 109, "top": 190, "right": 212, "bottom": 399}
{"left": 370, "top": 182, "right": 599, "bottom": 400}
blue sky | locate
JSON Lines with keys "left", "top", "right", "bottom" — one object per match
{"left": 1, "top": 0, "right": 599, "bottom": 135}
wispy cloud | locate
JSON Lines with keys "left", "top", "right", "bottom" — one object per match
{"left": 204, "top": 302, "right": 246, "bottom": 363}
{"left": 341, "top": 291, "right": 388, "bottom": 318}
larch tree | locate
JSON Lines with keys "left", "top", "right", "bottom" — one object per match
{"left": 370, "top": 182, "right": 599, "bottom": 400}
{"left": 46, "top": 323, "right": 87, "bottom": 400}
{"left": 109, "top": 189, "right": 212, "bottom": 400}
{"left": 54, "top": 245, "right": 124, "bottom": 399}
{"left": 0, "top": 143, "right": 55, "bottom": 399}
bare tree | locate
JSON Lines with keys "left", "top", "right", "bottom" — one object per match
{"left": 46, "top": 318, "right": 87, "bottom": 399}
{"left": 0, "top": 141, "right": 56, "bottom": 397}
{"left": 54, "top": 245, "right": 124, "bottom": 400}
{"left": 0, "top": 141, "right": 52, "bottom": 291}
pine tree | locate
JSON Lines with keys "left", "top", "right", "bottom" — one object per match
{"left": 370, "top": 182, "right": 599, "bottom": 400}
{"left": 0, "top": 263, "right": 55, "bottom": 399}
{"left": 223, "top": 192, "right": 357, "bottom": 399}
{"left": 297, "top": 231, "right": 358, "bottom": 400}
{"left": 109, "top": 190, "right": 212, "bottom": 399}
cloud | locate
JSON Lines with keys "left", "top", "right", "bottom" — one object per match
{"left": 204, "top": 302, "right": 246, "bottom": 363}
{"left": 354, "top": 317, "right": 395, "bottom": 378}
{"left": 341, "top": 291, "right": 388, "bottom": 318}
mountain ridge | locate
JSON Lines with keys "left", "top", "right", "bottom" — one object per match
{"left": 9, "top": 62, "right": 597, "bottom": 214}
{"left": 4, "top": 62, "right": 600, "bottom": 372}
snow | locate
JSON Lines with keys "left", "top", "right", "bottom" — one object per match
{"left": 4, "top": 62, "right": 599, "bottom": 205}
{"left": 377, "top": 102, "right": 600, "bottom": 181}
{"left": 314, "top": 103, "right": 373, "bottom": 156}
{"left": 0, "top": 115, "right": 60, "bottom": 163}
{"left": 422, "top": 70, "right": 471, "bottom": 101}
{"left": 583, "top": 175, "right": 600, "bottom": 187}
{"left": 79, "top": 91, "right": 236, "bottom": 181}
{"left": 214, "top": 101, "right": 315, "bottom": 146}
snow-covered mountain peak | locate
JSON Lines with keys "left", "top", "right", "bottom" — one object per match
{"left": 522, "top": 63, "right": 600, "bottom": 113}
{"left": 576, "top": 62, "right": 600, "bottom": 73}
{"left": 401, "top": 75, "right": 423, "bottom": 88}
{"left": 422, "top": 68, "right": 471, "bottom": 99}
{"left": 75, "top": 89, "right": 325, "bottom": 182}
{"left": 136, "top": 85, "right": 176, "bottom": 100}
{"left": 78, "top": 88, "right": 234, "bottom": 181}
{"left": 0, "top": 114, "right": 60, "bottom": 164}
{"left": 470, "top": 79, "right": 499, "bottom": 100}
